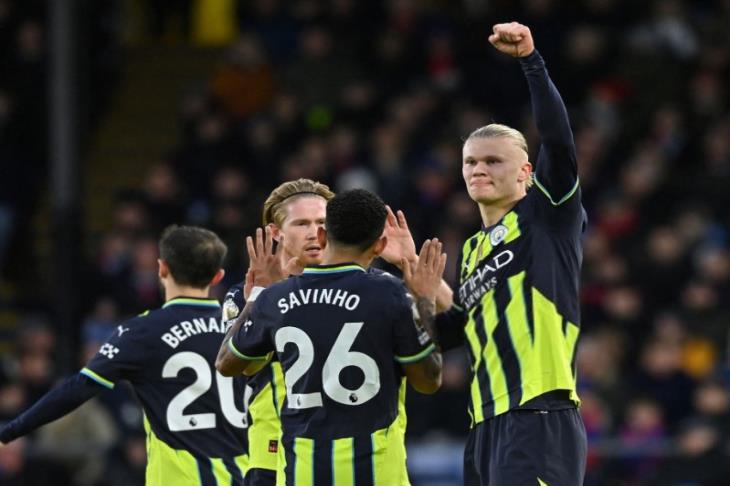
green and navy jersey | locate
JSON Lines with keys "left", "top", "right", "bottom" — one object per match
{"left": 83, "top": 297, "right": 248, "bottom": 485}
{"left": 439, "top": 50, "right": 587, "bottom": 425}
{"left": 223, "top": 284, "right": 285, "bottom": 473}
{"left": 229, "top": 264, "right": 433, "bottom": 485}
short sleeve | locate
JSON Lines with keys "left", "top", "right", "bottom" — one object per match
{"left": 391, "top": 284, "right": 436, "bottom": 364}
{"left": 82, "top": 321, "right": 147, "bottom": 389}
{"left": 228, "top": 294, "right": 275, "bottom": 361}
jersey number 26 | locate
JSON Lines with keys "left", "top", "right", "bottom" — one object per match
{"left": 276, "top": 322, "right": 380, "bottom": 409}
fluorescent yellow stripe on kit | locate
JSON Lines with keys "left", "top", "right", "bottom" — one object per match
{"left": 332, "top": 437, "right": 354, "bottom": 486}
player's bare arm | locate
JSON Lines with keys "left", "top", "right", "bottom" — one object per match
{"left": 488, "top": 22, "right": 535, "bottom": 58}
{"left": 216, "top": 297, "right": 270, "bottom": 376}
{"left": 401, "top": 239, "right": 447, "bottom": 394}
{"left": 381, "top": 206, "right": 454, "bottom": 311}
{"left": 218, "top": 265, "right": 253, "bottom": 376}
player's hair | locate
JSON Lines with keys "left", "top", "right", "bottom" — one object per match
{"left": 325, "top": 189, "right": 387, "bottom": 251}
{"left": 466, "top": 123, "right": 528, "bottom": 152}
{"left": 159, "top": 225, "right": 227, "bottom": 288}
{"left": 466, "top": 124, "right": 533, "bottom": 188}
{"left": 262, "top": 178, "right": 335, "bottom": 226}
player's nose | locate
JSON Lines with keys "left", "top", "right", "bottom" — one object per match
{"left": 472, "top": 161, "right": 489, "bottom": 175}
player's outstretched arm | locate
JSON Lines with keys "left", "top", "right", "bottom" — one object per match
{"left": 0, "top": 374, "right": 104, "bottom": 444}
{"left": 216, "top": 294, "right": 270, "bottom": 377}
{"left": 400, "top": 239, "right": 446, "bottom": 394}
{"left": 490, "top": 22, "right": 578, "bottom": 202}
{"left": 218, "top": 226, "right": 286, "bottom": 375}
{"left": 381, "top": 206, "right": 454, "bottom": 311}
{"left": 218, "top": 267, "right": 253, "bottom": 376}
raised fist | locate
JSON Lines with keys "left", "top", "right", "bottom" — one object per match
{"left": 488, "top": 22, "right": 534, "bottom": 58}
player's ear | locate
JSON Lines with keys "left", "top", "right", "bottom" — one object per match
{"left": 210, "top": 268, "right": 225, "bottom": 287}
{"left": 372, "top": 235, "right": 388, "bottom": 257}
{"left": 517, "top": 161, "right": 532, "bottom": 183}
{"left": 158, "top": 259, "right": 169, "bottom": 279}
{"left": 317, "top": 226, "right": 327, "bottom": 247}
{"left": 268, "top": 223, "right": 281, "bottom": 242}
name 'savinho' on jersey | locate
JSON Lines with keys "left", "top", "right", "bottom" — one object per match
{"left": 459, "top": 249, "right": 514, "bottom": 308}
{"left": 278, "top": 288, "right": 360, "bottom": 314}
{"left": 161, "top": 317, "right": 230, "bottom": 349}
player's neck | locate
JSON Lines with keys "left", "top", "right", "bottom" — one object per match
{"left": 163, "top": 282, "right": 211, "bottom": 302}
{"left": 320, "top": 246, "right": 372, "bottom": 270}
{"left": 478, "top": 194, "right": 524, "bottom": 227}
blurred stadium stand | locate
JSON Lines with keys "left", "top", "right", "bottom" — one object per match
{"left": 2, "top": 0, "right": 730, "bottom": 485}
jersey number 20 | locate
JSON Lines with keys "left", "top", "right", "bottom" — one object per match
{"left": 163, "top": 352, "right": 253, "bottom": 432}
{"left": 276, "top": 322, "right": 380, "bottom": 409}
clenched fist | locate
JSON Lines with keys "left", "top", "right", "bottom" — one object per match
{"left": 488, "top": 22, "right": 534, "bottom": 58}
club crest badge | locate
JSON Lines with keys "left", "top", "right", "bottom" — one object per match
{"left": 490, "top": 224, "right": 509, "bottom": 246}
{"left": 222, "top": 299, "right": 240, "bottom": 322}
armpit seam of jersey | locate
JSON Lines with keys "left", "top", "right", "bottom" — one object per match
{"left": 533, "top": 176, "right": 579, "bottom": 206}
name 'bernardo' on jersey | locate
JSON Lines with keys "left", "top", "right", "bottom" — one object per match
{"left": 278, "top": 288, "right": 360, "bottom": 314}
{"left": 161, "top": 317, "right": 229, "bottom": 348}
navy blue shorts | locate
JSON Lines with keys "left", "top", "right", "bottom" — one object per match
{"left": 463, "top": 407, "right": 586, "bottom": 486}
{"left": 245, "top": 467, "right": 276, "bottom": 486}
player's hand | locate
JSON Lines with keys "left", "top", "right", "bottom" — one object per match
{"left": 380, "top": 206, "right": 418, "bottom": 269}
{"left": 488, "top": 22, "right": 534, "bottom": 58}
{"left": 242, "top": 267, "right": 255, "bottom": 300}
{"left": 246, "top": 226, "right": 289, "bottom": 288}
{"left": 402, "top": 239, "right": 447, "bottom": 301}
{"left": 281, "top": 243, "right": 305, "bottom": 277}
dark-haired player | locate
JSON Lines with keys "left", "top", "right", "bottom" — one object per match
{"left": 220, "top": 178, "right": 453, "bottom": 485}
{"left": 0, "top": 225, "right": 249, "bottom": 485}
{"left": 217, "top": 189, "right": 445, "bottom": 485}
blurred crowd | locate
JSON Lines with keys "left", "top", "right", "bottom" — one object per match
{"left": 0, "top": 0, "right": 119, "bottom": 292}
{"left": 2, "top": 0, "right": 730, "bottom": 485}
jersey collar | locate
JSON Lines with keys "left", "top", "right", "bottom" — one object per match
{"left": 302, "top": 263, "right": 366, "bottom": 275}
{"left": 481, "top": 209, "right": 513, "bottom": 233}
{"left": 163, "top": 297, "right": 221, "bottom": 308}
{"left": 480, "top": 198, "right": 526, "bottom": 232}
